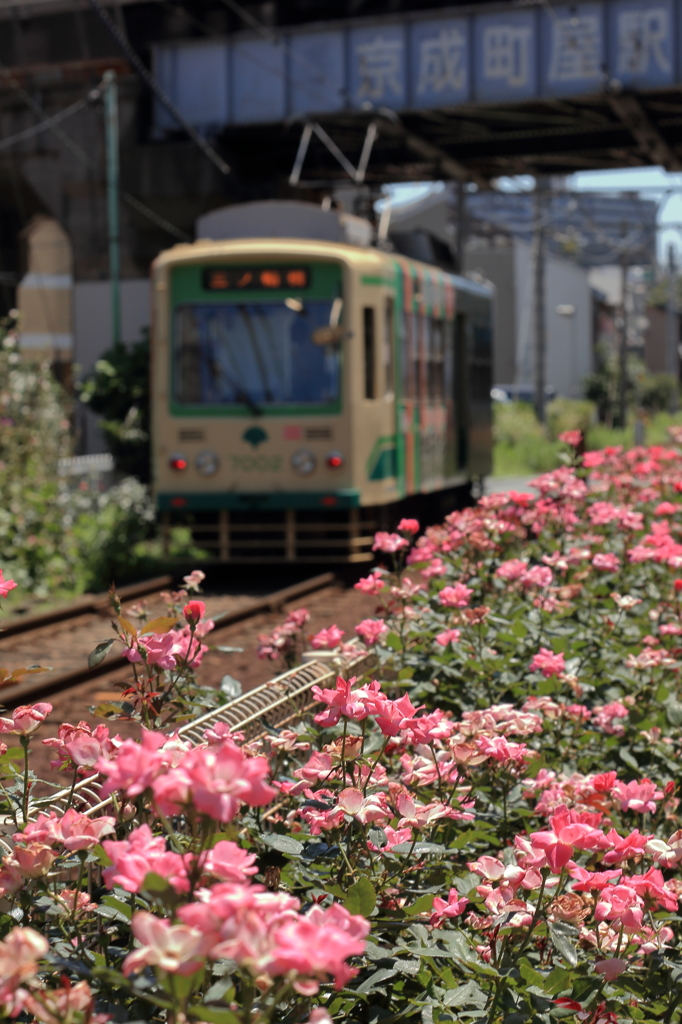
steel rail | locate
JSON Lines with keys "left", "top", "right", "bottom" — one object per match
{"left": 0, "top": 572, "right": 336, "bottom": 708}
{"left": 0, "top": 575, "right": 174, "bottom": 639}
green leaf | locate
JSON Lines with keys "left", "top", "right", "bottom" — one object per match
{"left": 95, "top": 904, "right": 130, "bottom": 925}
{"left": 0, "top": 747, "right": 27, "bottom": 766}
{"left": 187, "top": 1009, "right": 240, "bottom": 1024}
{"left": 142, "top": 871, "right": 173, "bottom": 895}
{"left": 391, "top": 842, "right": 444, "bottom": 855}
{"left": 92, "top": 844, "right": 112, "bottom": 867}
{"left": 101, "top": 895, "right": 132, "bottom": 920}
{"left": 358, "top": 967, "right": 397, "bottom": 993}
{"left": 344, "top": 877, "right": 377, "bottom": 916}
{"left": 619, "top": 746, "right": 639, "bottom": 770}
{"left": 543, "top": 966, "right": 573, "bottom": 995}
{"left": 666, "top": 700, "right": 682, "bottom": 727}
{"left": 386, "top": 632, "right": 402, "bottom": 651}
{"left": 449, "top": 829, "right": 497, "bottom": 850}
{"left": 437, "top": 930, "right": 478, "bottom": 963}
{"left": 519, "top": 959, "right": 546, "bottom": 989}
{"left": 443, "top": 980, "right": 486, "bottom": 1007}
{"left": 406, "top": 893, "right": 434, "bottom": 915}
{"left": 173, "top": 969, "right": 204, "bottom": 1000}
{"left": 261, "top": 834, "right": 303, "bottom": 856}
{"left": 204, "top": 980, "right": 234, "bottom": 1003}
{"left": 88, "top": 639, "right": 115, "bottom": 668}
{"left": 141, "top": 615, "right": 180, "bottom": 635}
{"left": 548, "top": 922, "right": 578, "bottom": 967}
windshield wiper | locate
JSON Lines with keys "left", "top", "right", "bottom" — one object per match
{"left": 234, "top": 385, "right": 262, "bottom": 417}
{"left": 210, "top": 359, "right": 262, "bottom": 416}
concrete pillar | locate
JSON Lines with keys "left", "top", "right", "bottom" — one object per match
{"left": 17, "top": 216, "right": 74, "bottom": 365}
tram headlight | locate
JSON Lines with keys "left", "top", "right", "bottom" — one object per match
{"left": 195, "top": 450, "right": 220, "bottom": 476}
{"left": 291, "top": 448, "right": 316, "bottom": 475}
{"left": 169, "top": 453, "right": 188, "bottom": 471}
{"left": 326, "top": 451, "right": 344, "bottom": 469}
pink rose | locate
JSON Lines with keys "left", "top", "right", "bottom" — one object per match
{"left": 0, "top": 571, "right": 17, "bottom": 599}
{"left": 430, "top": 889, "right": 468, "bottom": 927}
{"left": 355, "top": 619, "right": 388, "bottom": 645}
{"left": 311, "top": 625, "right": 345, "bottom": 649}
{"left": 438, "top": 584, "right": 473, "bottom": 608}
{"left": 0, "top": 703, "right": 52, "bottom": 736}
{"left": 397, "top": 518, "right": 420, "bottom": 534}
{"left": 529, "top": 648, "right": 565, "bottom": 678}
{"left": 123, "top": 912, "right": 213, "bottom": 977}
{"left": 372, "top": 531, "right": 409, "bottom": 553}
{"left": 354, "top": 571, "right": 385, "bottom": 595}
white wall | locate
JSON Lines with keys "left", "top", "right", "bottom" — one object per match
{"left": 545, "top": 254, "right": 593, "bottom": 397}
{"left": 73, "top": 279, "right": 151, "bottom": 371}
{"left": 73, "top": 279, "right": 151, "bottom": 454}
{"left": 512, "top": 239, "right": 592, "bottom": 397}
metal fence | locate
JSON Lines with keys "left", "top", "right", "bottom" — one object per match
{"left": 43, "top": 648, "right": 374, "bottom": 818}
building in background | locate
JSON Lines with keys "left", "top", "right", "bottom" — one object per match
{"left": 464, "top": 234, "right": 593, "bottom": 399}
{"left": 388, "top": 183, "right": 659, "bottom": 400}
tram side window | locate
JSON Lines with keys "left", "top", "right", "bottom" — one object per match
{"left": 413, "top": 312, "right": 422, "bottom": 400}
{"left": 364, "top": 307, "right": 376, "bottom": 400}
{"left": 429, "top": 318, "right": 445, "bottom": 401}
{"left": 384, "top": 297, "right": 394, "bottom": 396}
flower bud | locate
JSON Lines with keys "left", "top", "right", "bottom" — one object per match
{"left": 183, "top": 600, "right": 206, "bottom": 625}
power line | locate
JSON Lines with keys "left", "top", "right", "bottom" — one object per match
{"left": 0, "top": 59, "right": 190, "bottom": 242}
{"left": 0, "top": 94, "right": 89, "bottom": 152}
{"left": 218, "top": 0, "right": 276, "bottom": 42}
{"left": 121, "top": 191, "right": 189, "bottom": 241}
{"left": 85, "top": 0, "right": 230, "bottom": 176}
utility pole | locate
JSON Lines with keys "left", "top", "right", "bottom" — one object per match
{"left": 617, "top": 254, "right": 628, "bottom": 429}
{"left": 667, "top": 244, "right": 679, "bottom": 412}
{"left": 533, "top": 177, "right": 547, "bottom": 422}
{"left": 103, "top": 69, "right": 121, "bottom": 348}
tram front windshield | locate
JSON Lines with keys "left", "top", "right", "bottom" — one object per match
{"left": 173, "top": 302, "right": 341, "bottom": 409}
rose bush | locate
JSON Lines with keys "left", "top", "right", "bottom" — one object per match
{"left": 4, "top": 440, "right": 682, "bottom": 1021}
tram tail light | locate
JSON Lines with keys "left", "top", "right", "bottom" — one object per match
{"left": 169, "top": 453, "right": 188, "bottom": 471}
{"left": 326, "top": 451, "right": 344, "bottom": 469}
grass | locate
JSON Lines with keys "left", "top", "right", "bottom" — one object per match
{"left": 492, "top": 402, "right": 682, "bottom": 477}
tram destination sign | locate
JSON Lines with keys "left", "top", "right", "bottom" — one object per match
{"left": 203, "top": 267, "right": 310, "bottom": 292}
{"left": 153, "top": 2, "right": 680, "bottom": 132}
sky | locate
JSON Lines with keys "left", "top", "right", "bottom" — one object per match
{"left": 388, "top": 168, "right": 682, "bottom": 265}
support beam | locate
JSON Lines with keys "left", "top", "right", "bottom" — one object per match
{"left": 377, "top": 116, "right": 489, "bottom": 190}
{"left": 607, "top": 92, "right": 682, "bottom": 171}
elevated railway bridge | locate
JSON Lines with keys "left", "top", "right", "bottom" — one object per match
{"left": 0, "top": 0, "right": 681, "bottom": 287}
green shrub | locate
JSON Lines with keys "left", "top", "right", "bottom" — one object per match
{"left": 545, "top": 396, "right": 595, "bottom": 440}
{"left": 639, "top": 372, "right": 678, "bottom": 413}
{"left": 77, "top": 333, "right": 150, "bottom": 481}
{"left": 0, "top": 316, "right": 77, "bottom": 597}
{"left": 0, "top": 315, "right": 200, "bottom": 600}
{"left": 493, "top": 402, "right": 561, "bottom": 475}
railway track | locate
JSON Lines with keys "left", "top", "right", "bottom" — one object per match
{"left": 0, "top": 572, "right": 336, "bottom": 708}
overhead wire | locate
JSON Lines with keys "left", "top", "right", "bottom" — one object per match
{"left": 215, "top": 0, "right": 352, "bottom": 112}
{"left": 0, "top": 59, "right": 190, "bottom": 242}
{"left": 84, "top": 0, "right": 230, "bottom": 176}
{"left": 0, "top": 94, "right": 89, "bottom": 152}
